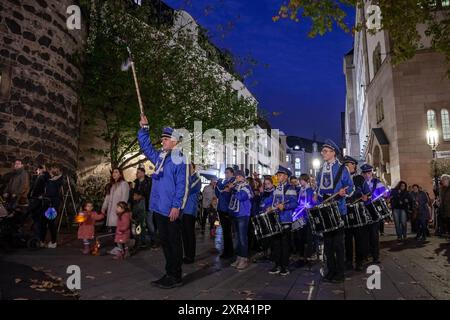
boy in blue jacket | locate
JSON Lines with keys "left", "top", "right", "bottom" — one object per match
{"left": 228, "top": 170, "right": 253, "bottom": 270}
{"left": 215, "top": 167, "right": 235, "bottom": 259}
{"left": 262, "top": 166, "right": 298, "bottom": 276}
{"left": 181, "top": 164, "right": 202, "bottom": 264}
{"left": 138, "top": 115, "right": 188, "bottom": 289}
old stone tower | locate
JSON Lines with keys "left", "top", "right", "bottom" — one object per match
{"left": 0, "top": 0, "right": 86, "bottom": 174}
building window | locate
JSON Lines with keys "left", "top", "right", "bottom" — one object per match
{"left": 376, "top": 99, "right": 384, "bottom": 124}
{"left": 295, "top": 170, "right": 301, "bottom": 177}
{"left": 427, "top": 109, "right": 437, "bottom": 129}
{"left": 286, "top": 155, "right": 290, "bottom": 162}
{"left": 295, "top": 157, "right": 301, "bottom": 170}
{"left": 442, "top": 109, "right": 450, "bottom": 140}
{"left": 373, "top": 42, "right": 382, "bottom": 76}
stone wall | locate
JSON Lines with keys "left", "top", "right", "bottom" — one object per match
{"left": 0, "top": 0, "right": 86, "bottom": 174}
{"left": 392, "top": 50, "right": 450, "bottom": 193}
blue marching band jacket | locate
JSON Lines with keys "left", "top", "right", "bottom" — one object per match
{"left": 228, "top": 181, "right": 253, "bottom": 218}
{"left": 183, "top": 172, "right": 202, "bottom": 216}
{"left": 362, "top": 177, "right": 388, "bottom": 205}
{"left": 315, "top": 160, "right": 354, "bottom": 215}
{"left": 215, "top": 177, "right": 235, "bottom": 213}
{"left": 137, "top": 128, "right": 189, "bottom": 217}
{"left": 261, "top": 182, "right": 298, "bottom": 224}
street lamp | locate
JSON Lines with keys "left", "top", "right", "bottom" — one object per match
{"left": 426, "top": 128, "right": 439, "bottom": 197}
{"left": 312, "top": 158, "right": 321, "bottom": 176}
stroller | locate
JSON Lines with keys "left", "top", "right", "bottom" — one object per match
{"left": 0, "top": 196, "right": 40, "bottom": 251}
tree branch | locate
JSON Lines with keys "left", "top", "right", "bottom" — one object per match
{"left": 121, "top": 158, "right": 149, "bottom": 171}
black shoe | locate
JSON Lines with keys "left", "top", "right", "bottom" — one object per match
{"left": 279, "top": 267, "right": 290, "bottom": 276}
{"left": 156, "top": 276, "right": 183, "bottom": 289}
{"left": 268, "top": 266, "right": 280, "bottom": 274}
{"left": 220, "top": 253, "right": 233, "bottom": 259}
{"left": 322, "top": 272, "right": 335, "bottom": 282}
{"left": 151, "top": 275, "right": 168, "bottom": 287}
{"left": 183, "top": 257, "right": 194, "bottom": 264}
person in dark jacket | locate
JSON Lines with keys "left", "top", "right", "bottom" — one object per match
{"left": 181, "top": 164, "right": 201, "bottom": 264}
{"left": 390, "top": 181, "right": 412, "bottom": 241}
{"left": 28, "top": 165, "right": 50, "bottom": 238}
{"left": 133, "top": 167, "right": 155, "bottom": 247}
{"left": 439, "top": 174, "right": 450, "bottom": 240}
{"left": 40, "top": 164, "right": 63, "bottom": 248}
{"left": 411, "top": 184, "right": 430, "bottom": 242}
{"left": 215, "top": 167, "right": 235, "bottom": 259}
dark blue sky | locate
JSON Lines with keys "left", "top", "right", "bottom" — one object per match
{"left": 164, "top": 0, "right": 355, "bottom": 144}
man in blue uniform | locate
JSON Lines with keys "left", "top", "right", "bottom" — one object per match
{"left": 138, "top": 115, "right": 189, "bottom": 289}
{"left": 361, "top": 164, "right": 388, "bottom": 264}
{"left": 293, "top": 173, "right": 315, "bottom": 268}
{"left": 262, "top": 166, "right": 298, "bottom": 276}
{"left": 315, "top": 139, "right": 354, "bottom": 283}
{"left": 215, "top": 167, "right": 236, "bottom": 259}
{"left": 181, "top": 163, "right": 202, "bottom": 264}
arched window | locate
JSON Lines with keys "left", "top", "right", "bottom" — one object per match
{"left": 373, "top": 43, "right": 382, "bottom": 75}
{"left": 427, "top": 110, "right": 437, "bottom": 129}
{"left": 441, "top": 109, "right": 450, "bottom": 140}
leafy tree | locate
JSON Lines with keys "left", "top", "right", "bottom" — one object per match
{"left": 79, "top": 0, "right": 257, "bottom": 170}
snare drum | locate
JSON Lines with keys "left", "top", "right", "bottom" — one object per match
{"left": 344, "top": 202, "right": 371, "bottom": 228}
{"left": 251, "top": 210, "right": 282, "bottom": 240}
{"left": 308, "top": 202, "right": 344, "bottom": 235}
{"left": 365, "top": 197, "right": 392, "bottom": 223}
{"left": 291, "top": 215, "right": 307, "bottom": 232}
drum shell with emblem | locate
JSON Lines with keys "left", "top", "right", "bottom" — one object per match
{"left": 344, "top": 202, "right": 371, "bottom": 228}
{"left": 308, "top": 201, "right": 343, "bottom": 235}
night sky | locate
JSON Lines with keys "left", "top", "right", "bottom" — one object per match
{"left": 164, "top": 0, "right": 355, "bottom": 145}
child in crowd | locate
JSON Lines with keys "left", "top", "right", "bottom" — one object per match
{"left": 114, "top": 201, "right": 131, "bottom": 260}
{"left": 77, "top": 201, "right": 105, "bottom": 254}
{"left": 131, "top": 190, "right": 146, "bottom": 248}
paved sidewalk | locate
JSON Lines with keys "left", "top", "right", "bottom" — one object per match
{"left": 1, "top": 224, "right": 449, "bottom": 300}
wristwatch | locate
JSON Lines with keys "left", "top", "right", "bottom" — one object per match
{"left": 142, "top": 124, "right": 149, "bottom": 130}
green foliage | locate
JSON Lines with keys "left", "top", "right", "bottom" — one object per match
{"left": 79, "top": 1, "right": 257, "bottom": 169}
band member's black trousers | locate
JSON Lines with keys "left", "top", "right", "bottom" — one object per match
{"left": 181, "top": 214, "right": 196, "bottom": 261}
{"left": 295, "top": 224, "right": 313, "bottom": 259}
{"left": 344, "top": 227, "right": 364, "bottom": 266}
{"left": 271, "top": 228, "right": 291, "bottom": 268}
{"left": 155, "top": 213, "right": 183, "bottom": 280}
{"left": 200, "top": 207, "right": 209, "bottom": 232}
{"left": 323, "top": 228, "right": 345, "bottom": 278}
{"left": 218, "top": 210, "right": 234, "bottom": 257}
{"left": 368, "top": 221, "right": 380, "bottom": 261}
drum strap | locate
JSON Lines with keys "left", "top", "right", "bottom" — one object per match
{"left": 333, "top": 164, "right": 345, "bottom": 191}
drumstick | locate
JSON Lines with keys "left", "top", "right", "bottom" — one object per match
{"left": 322, "top": 186, "right": 349, "bottom": 204}
{"left": 126, "top": 46, "right": 145, "bottom": 115}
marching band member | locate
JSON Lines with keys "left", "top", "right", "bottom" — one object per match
{"left": 314, "top": 139, "right": 353, "bottom": 283}
{"left": 360, "top": 164, "right": 387, "bottom": 265}
{"left": 215, "top": 167, "right": 236, "bottom": 259}
{"left": 294, "top": 173, "right": 315, "bottom": 268}
{"left": 254, "top": 177, "right": 276, "bottom": 262}
{"left": 138, "top": 115, "right": 188, "bottom": 289}
{"left": 263, "top": 166, "right": 298, "bottom": 276}
{"left": 228, "top": 170, "right": 253, "bottom": 270}
{"left": 181, "top": 164, "right": 202, "bottom": 264}
{"left": 343, "top": 156, "right": 366, "bottom": 271}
